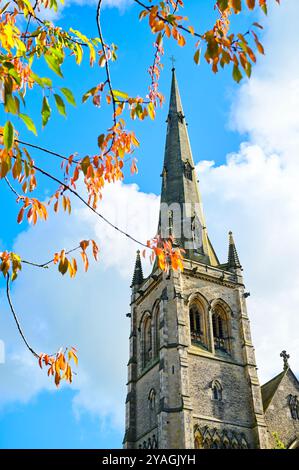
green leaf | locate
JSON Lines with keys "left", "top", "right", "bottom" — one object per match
{"left": 244, "top": 61, "right": 252, "bottom": 78}
{"left": 60, "top": 87, "right": 76, "bottom": 106}
{"left": 3, "top": 121, "right": 14, "bottom": 151}
{"left": 44, "top": 53, "right": 63, "bottom": 78}
{"left": 112, "top": 89, "right": 129, "bottom": 100}
{"left": 8, "top": 69, "right": 21, "bottom": 86}
{"left": 233, "top": 65, "right": 243, "bottom": 83}
{"left": 217, "top": 0, "right": 229, "bottom": 12}
{"left": 19, "top": 113, "right": 37, "bottom": 136}
{"left": 41, "top": 96, "right": 51, "bottom": 128}
{"left": 81, "top": 156, "right": 90, "bottom": 175}
{"left": 5, "top": 94, "right": 19, "bottom": 115}
{"left": 31, "top": 73, "right": 52, "bottom": 88}
{"left": 58, "top": 257, "right": 69, "bottom": 275}
{"left": 54, "top": 94, "right": 66, "bottom": 117}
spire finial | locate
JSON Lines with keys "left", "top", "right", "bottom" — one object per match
{"left": 280, "top": 350, "right": 290, "bottom": 371}
{"left": 170, "top": 55, "right": 176, "bottom": 71}
{"left": 131, "top": 250, "right": 144, "bottom": 288}
{"left": 227, "top": 231, "right": 242, "bottom": 270}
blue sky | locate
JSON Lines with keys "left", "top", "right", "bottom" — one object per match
{"left": 0, "top": 1, "right": 245, "bottom": 248}
{"left": 1, "top": 0, "right": 299, "bottom": 449}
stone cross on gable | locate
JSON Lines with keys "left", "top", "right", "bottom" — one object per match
{"left": 280, "top": 350, "right": 290, "bottom": 370}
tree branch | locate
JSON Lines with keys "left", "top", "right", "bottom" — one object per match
{"left": 96, "top": 1, "right": 117, "bottom": 155}
{"left": 133, "top": 0, "right": 203, "bottom": 39}
{"left": 22, "top": 245, "right": 81, "bottom": 269}
{"left": 4, "top": 177, "right": 21, "bottom": 198}
{"left": 13, "top": 155, "right": 148, "bottom": 249}
{"left": 6, "top": 274, "right": 39, "bottom": 359}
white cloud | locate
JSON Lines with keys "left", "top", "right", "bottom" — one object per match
{"left": 197, "top": 143, "right": 299, "bottom": 381}
{"left": 35, "top": 0, "right": 132, "bottom": 21}
{"left": 0, "top": 182, "right": 159, "bottom": 429}
{"left": 230, "top": 0, "right": 299, "bottom": 163}
{"left": 198, "top": 0, "right": 299, "bottom": 381}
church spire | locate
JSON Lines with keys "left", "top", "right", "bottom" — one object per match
{"left": 158, "top": 68, "right": 219, "bottom": 266}
{"left": 227, "top": 231, "right": 242, "bottom": 270}
{"left": 131, "top": 250, "right": 144, "bottom": 288}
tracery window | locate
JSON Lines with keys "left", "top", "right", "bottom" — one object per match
{"left": 143, "top": 316, "right": 152, "bottom": 367}
{"left": 153, "top": 306, "right": 160, "bottom": 358}
{"left": 148, "top": 389, "right": 157, "bottom": 427}
{"left": 212, "top": 305, "right": 230, "bottom": 353}
{"left": 189, "top": 303, "right": 206, "bottom": 347}
{"left": 148, "top": 388, "right": 156, "bottom": 412}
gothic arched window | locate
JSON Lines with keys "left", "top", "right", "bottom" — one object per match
{"left": 152, "top": 435, "right": 158, "bottom": 449}
{"left": 240, "top": 435, "right": 248, "bottom": 449}
{"left": 143, "top": 316, "right": 152, "bottom": 367}
{"left": 231, "top": 436, "right": 239, "bottom": 449}
{"left": 194, "top": 428, "right": 204, "bottom": 449}
{"left": 153, "top": 306, "right": 160, "bottom": 358}
{"left": 189, "top": 303, "right": 206, "bottom": 347}
{"left": 212, "top": 306, "right": 230, "bottom": 354}
{"left": 211, "top": 380, "right": 223, "bottom": 401}
{"left": 148, "top": 388, "right": 157, "bottom": 426}
{"left": 148, "top": 388, "right": 156, "bottom": 411}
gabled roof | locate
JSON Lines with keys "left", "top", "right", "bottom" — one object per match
{"left": 261, "top": 367, "right": 299, "bottom": 411}
{"left": 261, "top": 370, "right": 286, "bottom": 411}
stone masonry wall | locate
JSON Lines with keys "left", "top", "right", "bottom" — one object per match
{"left": 264, "top": 371, "right": 299, "bottom": 448}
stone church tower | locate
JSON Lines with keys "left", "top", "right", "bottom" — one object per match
{"left": 123, "top": 69, "right": 271, "bottom": 449}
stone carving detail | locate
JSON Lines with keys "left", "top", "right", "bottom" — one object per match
{"left": 194, "top": 425, "right": 248, "bottom": 449}
{"left": 288, "top": 395, "right": 299, "bottom": 420}
{"left": 183, "top": 160, "right": 193, "bottom": 180}
{"left": 139, "top": 434, "right": 158, "bottom": 449}
{"left": 280, "top": 350, "right": 290, "bottom": 371}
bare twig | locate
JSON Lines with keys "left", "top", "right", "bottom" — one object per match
{"left": 15, "top": 139, "right": 79, "bottom": 164}
{"left": 6, "top": 274, "right": 39, "bottom": 359}
{"left": 22, "top": 245, "right": 81, "bottom": 269}
{"left": 96, "top": 1, "right": 117, "bottom": 156}
{"left": 5, "top": 177, "right": 21, "bottom": 198}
